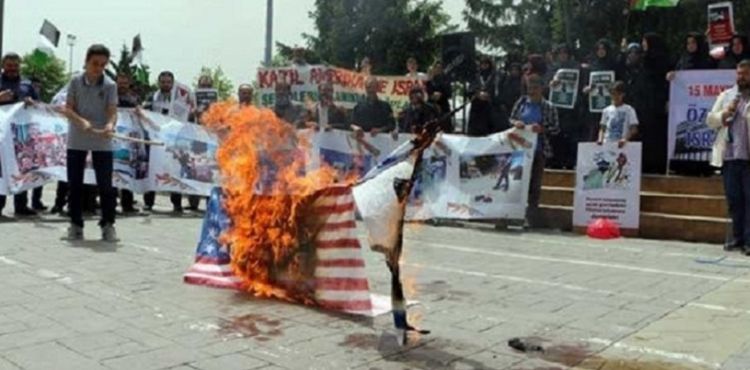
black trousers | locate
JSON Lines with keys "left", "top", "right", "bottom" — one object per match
{"left": 67, "top": 150, "right": 116, "bottom": 228}
{"left": 121, "top": 189, "right": 135, "bottom": 210}
{"left": 143, "top": 192, "right": 183, "bottom": 209}
{"left": 0, "top": 187, "right": 43, "bottom": 211}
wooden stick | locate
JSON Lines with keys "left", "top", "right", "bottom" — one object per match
{"left": 111, "top": 133, "right": 165, "bottom": 146}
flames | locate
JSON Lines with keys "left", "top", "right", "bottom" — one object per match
{"left": 201, "top": 102, "right": 338, "bottom": 303}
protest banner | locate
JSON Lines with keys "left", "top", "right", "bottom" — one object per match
{"left": 0, "top": 103, "right": 536, "bottom": 221}
{"left": 708, "top": 2, "right": 735, "bottom": 48}
{"left": 256, "top": 64, "right": 424, "bottom": 114}
{"left": 549, "top": 69, "right": 579, "bottom": 109}
{"left": 588, "top": 71, "right": 615, "bottom": 113}
{"left": 0, "top": 104, "right": 24, "bottom": 195}
{"left": 110, "top": 109, "right": 157, "bottom": 193}
{"left": 148, "top": 116, "right": 219, "bottom": 196}
{"left": 668, "top": 70, "right": 734, "bottom": 161}
{"left": 0, "top": 105, "right": 68, "bottom": 194}
{"left": 573, "top": 142, "right": 642, "bottom": 233}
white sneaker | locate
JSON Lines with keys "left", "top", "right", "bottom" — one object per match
{"left": 101, "top": 225, "right": 119, "bottom": 243}
{"left": 61, "top": 225, "right": 83, "bottom": 241}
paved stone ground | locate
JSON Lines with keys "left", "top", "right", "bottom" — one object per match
{"left": 1, "top": 192, "right": 750, "bottom": 370}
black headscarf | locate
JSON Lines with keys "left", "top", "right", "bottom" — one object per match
{"left": 590, "top": 39, "right": 618, "bottom": 72}
{"left": 719, "top": 33, "right": 750, "bottom": 69}
{"left": 676, "top": 32, "right": 713, "bottom": 70}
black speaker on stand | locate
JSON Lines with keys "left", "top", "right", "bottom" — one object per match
{"left": 440, "top": 32, "right": 476, "bottom": 133}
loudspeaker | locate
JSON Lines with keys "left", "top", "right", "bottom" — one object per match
{"left": 441, "top": 32, "right": 476, "bottom": 82}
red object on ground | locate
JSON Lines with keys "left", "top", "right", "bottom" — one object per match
{"left": 586, "top": 218, "right": 621, "bottom": 240}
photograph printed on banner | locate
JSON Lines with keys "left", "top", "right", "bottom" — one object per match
{"left": 588, "top": 71, "right": 615, "bottom": 113}
{"left": 459, "top": 150, "right": 525, "bottom": 205}
{"left": 320, "top": 147, "right": 374, "bottom": 180}
{"left": 549, "top": 69, "right": 579, "bottom": 109}
{"left": 12, "top": 122, "right": 67, "bottom": 175}
{"left": 411, "top": 152, "right": 448, "bottom": 203}
{"left": 113, "top": 122, "right": 151, "bottom": 181}
{"left": 581, "top": 149, "right": 633, "bottom": 191}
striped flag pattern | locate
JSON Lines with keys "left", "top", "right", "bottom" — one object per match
{"left": 184, "top": 186, "right": 374, "bottom": 316}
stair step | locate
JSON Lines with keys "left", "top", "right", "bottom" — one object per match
{"left": 538, "top": 205, "right": 728, "bottom": 244}
{"left": 543, "top": 169, "right": 724, "bottom": 196}
{"left": 540, "top": 187, "right": 727, "bottom": 219}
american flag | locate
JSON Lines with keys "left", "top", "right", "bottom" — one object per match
{"left": 184, "top": 186, "right": 374, "bottom": 315}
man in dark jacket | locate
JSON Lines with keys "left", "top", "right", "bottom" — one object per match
{"left": 351, "top": 77, "right": 395, "bottom": 134}
{"left": 399, "top": 86, "right": 440, "bottom": 134}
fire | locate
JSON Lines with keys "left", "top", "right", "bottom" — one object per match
{"left": 202, "top": 101, "right": 338, "bottom": 303}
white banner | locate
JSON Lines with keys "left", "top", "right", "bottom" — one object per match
{"left": 0, "top": 103, "right": 537, "bottom": 221}
{"left": 668, "top": 70, "right": 734, "bottom": 162}
{"left": 573, "top": 142, "right": 642, "bottom": 230}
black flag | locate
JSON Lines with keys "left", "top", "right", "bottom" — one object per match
{"left": 132, "top": 34, "right": 143, "bottom": 57}
{"left": 39, "top": 20, "right": 61, "bottom": 48}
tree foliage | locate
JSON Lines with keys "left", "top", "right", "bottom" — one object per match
{"left": 306, "top": 0, "right": 455, "bottom": 74}
{"left": 465, "top": 0, "right": 750, "bottom": 63}
{"left": 193, "top": 66, "right": 234, "bottom": 100}
{"left": 21, "top": 49, "right": 68, "bottom": 103}
{"left": 106, "top": 45, "right": 154, "bottom": 102}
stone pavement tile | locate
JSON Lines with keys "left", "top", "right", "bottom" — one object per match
{"left": 505, "top": 358, "right": 565, "bottom": 370}
{"left": 113, "top": 326, "right": 175, "bottom": 348}
{"left": 101, "top": 345, "right": 211, "bottom": 370}
{"left": 85, "top": 340, "right": 154, "bottom": 361}
{"left": 0, "top": 357, "right": 20, "bottom": 370}
{"left": 190, "top": 353, "right": 268, "bottom": 370}
{"left": 451, "top": 351, "right": 525, "bottom": 370}
{"left": 241, "top": 343, "right": 334, "bottom": 370}
{"left": 3, "top": 341, "right": 107, "bottom": 370}
{"left": 42, "top": 306, "right": 125, "bottom": 334}
{"left": 0, "top": 321, "right": 26, "bottom": 336}
{"left": 57, "top": 331, "right": 132, "bottom": 353}
{"left": 450, "top": 314, "right": 505, "bottom": 333}
{"left": 0, "top": 324, "right": 76, "bottom": 351}
{"left": 722, "top": 354, "right": 750, "bottom": 370}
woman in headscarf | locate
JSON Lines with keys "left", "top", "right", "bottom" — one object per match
{"left": 467, "top": 56, "right": 500, "bottom": 136}
{"left": 667, "top": 32, "right": 716, "bottom": 176}
{"left": 640, "top": 32, "right": 672, "bottom": 174}
{"left": 582, "top": 39, "right": 620, "bottom": 141}
{"left": 716, "top": 34, "right": 750, "bottom": 70}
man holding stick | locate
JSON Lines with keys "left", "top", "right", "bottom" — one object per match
{"left": 57, "top": 44, "right": 119, "bottom": 242}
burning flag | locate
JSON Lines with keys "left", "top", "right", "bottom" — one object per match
{"left": 184, "top": 102, "right": 376, "bottom": 315}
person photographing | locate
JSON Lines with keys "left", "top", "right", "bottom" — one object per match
{"left": 57, "top": 44, "right": 119, "bottom": 242}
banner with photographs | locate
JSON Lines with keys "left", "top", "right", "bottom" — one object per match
{"left": 0, "top": 105, "right": 68, "bottom": 194}
{"left": 148, "top": 117, "right": 220, "bottom": 196}
{"left": 549, "top": 69, "right": 579, "bottom": 109}
{"left": 0, "top": 104, "right": 23, "bottom": 195}
{"left": 256, "top": 65, "right": 424, "bottom": 114}
{"left": 0, "top": 103, "right": 536, "bottom": 221}
{"left": 588, "top": 71, "right": 615, "bottom": 113}
{"left": 668, "top": 70, "right": 734, "bottom": 161}
{"left": 573, "top": 142, "right": 642, "bottom": 231}
{"left": 195, "top": 88, "right": 219, "bottom": 114}
{"left": 311, "top": 129, "right": 537, "bottom": 221}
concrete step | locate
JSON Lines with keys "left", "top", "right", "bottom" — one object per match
{"left": 538, "top": 205, "right": 728, "bottom": 244}
{"left": 540, "top": 186, "right": 727, "bottom": 219}
{"left": 543, "top": 169, "right": 724, "bottom": 196}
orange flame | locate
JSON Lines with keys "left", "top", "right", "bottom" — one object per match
{"left": 202, "top": 102, "right": 339, "bottom": 303}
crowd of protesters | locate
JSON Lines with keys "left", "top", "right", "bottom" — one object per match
{"left": 2, "top": 32, "right": 749, "bottom": 242}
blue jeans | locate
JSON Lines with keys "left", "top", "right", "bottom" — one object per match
{"left": 722, "top": 160, "right": 750, "bottom": 244}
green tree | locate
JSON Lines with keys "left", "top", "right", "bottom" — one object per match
{"left": 106, "top": 45, "right": 154, "bottom": 102}
{"left": 20, "top": 49, "right": 68, "bottom": 103}
{"left": 306, "top": 0, "right": 455, "bottom": 74}
{"left": 466, "top": 0, "right": 750, "bottom": 62}
{"left": 193, "top": 66, "right": 234, "bottom": 100}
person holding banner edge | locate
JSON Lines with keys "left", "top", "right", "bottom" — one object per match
{"left": 708, "top": 59, "right": 750, "bottom": 255}
{"left": 56, "top": 44, "right": 119, "bottom": 242}
{"left": 509, "top": 73, "right": 560, "bottom": 228}
{"left": 0, "top": 52, "right": 44, "bottom": 217}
